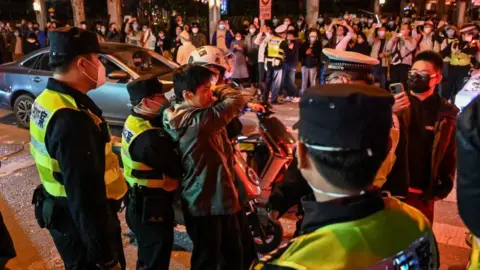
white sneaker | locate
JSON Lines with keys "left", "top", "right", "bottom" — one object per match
{"left": 292, "top": 97, "right": 301, "bottom": 103}
{"left": 285, "top": 96, "right": 293, "bottom": 101}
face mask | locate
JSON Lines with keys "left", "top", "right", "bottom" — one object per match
{"left": 224, "top": 70, "right": 233, "bottom": 79}
{"left": 446, "top": 30, "right": 454, "bottom": 38}
{"left": 134, "top": 97, "right": 165, "bottom": 116}
{"left": 360, "top": 18, "right": 365, "bottom": 23}
{"left": 307, "top": 181, "right": 365, "bottom": 198}
{"left": 143, "top": 28, "right": 148, "bottom": 32}
{"left": 309, "top": 36, "right": 317, "bottom": 42}
{"left": 424, "top": 28, "right": 432, "bottom": 34}
{"left": 159, "top": 34, "right": 165, "bottom": 39}
{"left": 378, "top": 31, "right": 386, "bottom": 37}
{"left": 192, "top": 28, "right": 199, "bottom": 34}
{"left": 178, "top": 23, "right": 184, "bottom": 27}
{"left": 249, "top": 28, "right": 256, "bottom": 34}
{"left": 407, "top": 73, "right": 432, "bottom": 93}
{"left": 133, "top": 24, "right": 139, "bottom": 29}
{"left": 389, "top": 22, "right": 395, "bottom": 27}
{"left": 101, "top": 28, "right": 106, "bottom": 33}
{"left": 235, "top": 37, "right": 242, "bottom": 41}
{"left": 14, "top": 32, "right": 19, "bottom": 37}
{"left": 176, "top": 31, "right": 181, "bottom": 36}
{"left": 218, "top": 24, "right": 225, "bottom": 30}
{"left": 318, "top": 18, "right": 324, "bottom": 23}
{"left": 81, "top": 58, "right": 106, "bottom": 89}
{"left": 344, "top": 15, "right": 349, "bottom": 20}
{"left": 81, "top": 25, "right": 87, "bottom": 30}
{"left": 297, "top": 21, "right": 303, "bottom": 26}
{"left": 28, "top": 24, "right": 33, "bottom": 29}
{"left": 284, "top": 21, "right": 290, "bottom": 25}
{"left": 368, "top": 19, "right": 374, "bottom": 24}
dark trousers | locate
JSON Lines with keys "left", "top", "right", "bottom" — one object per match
{"left": 248, "top": 63, "right": 258, "bottom": 84}
{"left": 282, "top": 64, "right": 299, "bottom": 97}
{"left": 49, "top": 199, "right": 125, "bottom": 270}
{"left": 237, "top": 209, "right": 257, "bottom": 269}
{"left": 0, "top": 211, "right": 16, "bottom": 269}
{"left": 183, "top": 207, "right": 243, "bottom": 270}
{"left": 373, "top": 65, "right": 388, "bottom": 90}
{"left": 444, "top": 65, "right": 470, "bottom": 102}
{"left": 390, "top": 64, "right": 410, "bottom": 91}
{"left": 405, "top": 193, "right": 435, "bottom": 223}
{"left": 125, "top": 189, "right": 174, "bottom": 270}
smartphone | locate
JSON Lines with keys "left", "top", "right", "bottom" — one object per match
{"left": 389, "top": 83, "right": 404, "bottom": 95}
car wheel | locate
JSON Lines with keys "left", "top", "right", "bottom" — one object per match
{"left": 13, "top": 95, "right": 34, "bottom": 128}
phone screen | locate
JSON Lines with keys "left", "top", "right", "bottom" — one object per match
{"left": 389, "top": 83, "right": 404, "bottom": 95}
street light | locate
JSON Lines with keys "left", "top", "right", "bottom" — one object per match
{"left": 33, "top": 1, "right": 41, "bottom": 12}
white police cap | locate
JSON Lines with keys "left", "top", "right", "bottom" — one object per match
{"left": 275, "top": 24, "right": 288, "bottom": 34}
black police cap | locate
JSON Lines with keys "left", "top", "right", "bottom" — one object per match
{"left": 48, "top": 26, "right": 101, "bottom": 68}
{"left": 126, "top": 74, "right": 165, "bottom": 106}
{"left": 293, "top": 84, "right": 394, "bottom": 152}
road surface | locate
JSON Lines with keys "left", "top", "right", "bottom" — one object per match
{"left": 0, "top": 104, "right": 470, "bottom": 269}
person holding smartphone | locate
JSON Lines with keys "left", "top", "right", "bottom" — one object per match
{"left": 385, "top": 51, "right": 458, "bottom": 222}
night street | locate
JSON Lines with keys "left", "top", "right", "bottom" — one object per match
{"left": 0, "top": 104, "right": 471, "bottom": 270}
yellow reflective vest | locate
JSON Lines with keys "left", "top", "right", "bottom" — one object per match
{"left": 30, "top": 89, "right": 127, "bottom": 200}
{"left": 267, "top": 36, "right": 285, "bottom": 60}
{"left": 450, "top": 41, "right": 472, "bottom": 66}
{"left": 121, "top": 115, "right": 178, "bottom": 191}
{"left": 252, "top": 197, "right": 438, "bottom": 270}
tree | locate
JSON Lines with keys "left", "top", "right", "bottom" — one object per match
{"left": 71, "top": 0, "right": 85, "bottom": 26}
{"left": 306, "top": 0, "right": 319, "bottom": 27}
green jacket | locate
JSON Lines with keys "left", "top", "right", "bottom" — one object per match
{"left": 163, "top": 85, "right": 247, "bottom": 216}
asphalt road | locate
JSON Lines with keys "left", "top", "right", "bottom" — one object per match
{"left": 0, "top": 104, "right": 471, "bottom": 270}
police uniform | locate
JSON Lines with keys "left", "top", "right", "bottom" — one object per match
{"left": 268, "top": 49, "right": 400, "bottom": 238}
{"left": 442, "top": 25, "right": 479, "bottom": 102}
{"left": 122, "top": 75, "right": 182, "bottom": 269}
{"left": 255, "top": 84, "right": 439, "bottom": 270}
{"left": 263, "top": 24, "right": 289, "bottom": 104}
{"left": 29, "top": 27, "right": 126, "bottom": 269}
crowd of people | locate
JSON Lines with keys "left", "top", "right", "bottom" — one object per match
{"left": 1, "top": 6, "right": 480, "bottom": 270}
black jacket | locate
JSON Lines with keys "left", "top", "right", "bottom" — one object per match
{"left": 299, "top": 41, "right": 322, "bottom": 68}
{"left": 44, "top": 78, "right": 115, "bottom": 264}
{"left": 383, "top": 95, "right": 458, "bottom": 200}
{"left": 457, "top": 96, "right": 480, "bottom": 237}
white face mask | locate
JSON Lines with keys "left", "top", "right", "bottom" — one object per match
{"left": 378, "top": 31, "right": 386, "bottom": 37}
{"left": 81, "top": 24, "right": 87, "bottom": 30}
{"left": 133, "top": 24, "right": 139, "bottom": 30}
{"left": 309, "top": 36, "right": 317, "bottom": 42}
{"left": 14, "top": 32, "right": 19, "bottom": 37}
{"left": 318, "top": 18, "right": 324, "bottom": 23}
{"left": 134, "top": 97, "right": 164, "bottom": 116}
{"left": 297, "top": 21, "right": 303, "bottom": 26}
{"left": 192, "top": 28, "right": 199, "bottom": 34}
{"left": 273, "top": 19, "right": 278, "bottom": 25}
{"left": 235, "top": 37, "right": 242, "bottom": 41}
{"left": 446, "top": 30, "right": 454, "bottom": 38}
{"left": 81, "top": 58, "right": 106, "bottom": 89}
{"left": 343, "top": 15, "right": 349, "bottom": 20}
{"left": 368, "top": 19, "right": 374, "bottom": 24}
{"left": 218, "top": 24, "right": 225, "bottom": 30}
{"left": 307, "top": 181, "right": 364, "bottom": 198}
{"left": 284, "top": 21, "right": 290, "bottom": 25}
{"left": 249, "top": 28, "right": 256, "bottom": 34}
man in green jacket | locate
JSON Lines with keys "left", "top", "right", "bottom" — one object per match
{"left": 163, "top": 65, "right": 247, "bottom": 270}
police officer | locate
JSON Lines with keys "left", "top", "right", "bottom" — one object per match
{"left": 121, "top": 75, "right": 182, "bottom": 269}
{"left": 263, "top": 24, "right": 289, "bottom": 104}
{"left": 442, "top": 24, "right": 479, "bottom": 102}
{"left": 29, "top": 27, "right": 126, "bottom": 269}
{"left": 268, "top": 49, "right": 400, "bottom": 234}
{"left": 254, "top": 83, "right": 438, "bottom": 269}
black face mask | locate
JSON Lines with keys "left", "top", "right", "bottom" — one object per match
{"left": 407, "top": 73, "right": 431, "bottom": 93}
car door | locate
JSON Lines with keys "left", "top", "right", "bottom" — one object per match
{"left": 87, "top": 55, "right": 132, "bottom": 125}
{"left": 28, "top": 53, "right": 52, "bottom": 95}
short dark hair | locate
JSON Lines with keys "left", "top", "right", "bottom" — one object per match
{"left": 413, "top": 51, "right": 443, "bottom": 72}
{"left": 80, "top": 21, "right": 87, "bottom": 25}
{"left": 174, "top": 65, "right": 213, "bottom": 102}
{"left": 307, "top": 147, "right": 388, "bottom": 191}
{"left": 287, "top": 30, "right": 296, "bottom": 37}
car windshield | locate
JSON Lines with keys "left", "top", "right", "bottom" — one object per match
{"left": 110, "top": 49, "right": 179, "bottom": 76}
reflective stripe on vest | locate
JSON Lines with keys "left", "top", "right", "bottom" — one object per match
{"left": 256, "top": 197, "right": 437, "bottom": 269}
{"left": 267, "top": 37, "right": 285, "bottom": 60}
{"left": 30, "top": 89, "right": 127, "bottom": 200}
{"left": 121, "top": 115, "right": 178, "bottom": 191}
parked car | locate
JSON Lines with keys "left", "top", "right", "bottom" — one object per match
{"left": 0, "top": 42, "right": 179, "bottom": 128}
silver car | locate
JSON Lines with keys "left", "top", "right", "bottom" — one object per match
{"left": 0, "top": 42, "right": 179, "bottom": 128}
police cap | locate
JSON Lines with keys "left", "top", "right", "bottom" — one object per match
{"left": 323, "top": 48, "right": 379, "bottom": 73}
{"left": 48, "top": 27, "right": 101, "bottom": 68}
{"left": 126, "top": 74, "right": 165, "bottom": 106}
{"left": 275, "top": 24, "right": 288, "bottom": 34}
{"left": 293, "top": 84, "right": 393, "bottom": 152}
